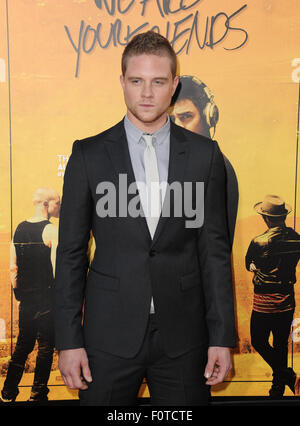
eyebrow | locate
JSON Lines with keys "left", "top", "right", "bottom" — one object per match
{"left": 128, "top": 77, "right": 169, "bottom": 81}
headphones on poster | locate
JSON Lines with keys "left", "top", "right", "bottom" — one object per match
{"left": 180, "top": 76, "right": 219, "bottom": 134}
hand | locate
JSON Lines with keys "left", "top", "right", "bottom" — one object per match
{"left": 204, "top": 346, "right": 232, "bottom": 386}
{"left": 58, "top": 348, "right": 92, "bottom": 390}
{"left": 249, "top": 262, "right": 257, "bottom": 272}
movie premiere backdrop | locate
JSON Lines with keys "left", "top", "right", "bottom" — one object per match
{"left": 0, "top": 0, "right": 299, "bottom": 401}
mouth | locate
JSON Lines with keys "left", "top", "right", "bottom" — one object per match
{"left": 140, "top": 104, "right": 154, "bottom": 108}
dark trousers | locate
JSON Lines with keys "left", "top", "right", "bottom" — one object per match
{"left": 250, "top": 309, "right": 294, "bottom": 381}
{"left": 79, "top": 314, "right": 210, "bottom": 406}
{"left": 2, "top": 302, "right": 54, "bottom": 400}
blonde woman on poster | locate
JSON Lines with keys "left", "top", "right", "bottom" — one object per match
{"left": 1, "top": 188, "right": 60, "bottom": 403}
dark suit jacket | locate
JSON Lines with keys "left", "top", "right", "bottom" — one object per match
{"left": 54, "top": 119, "right": 236, "bottom": 358}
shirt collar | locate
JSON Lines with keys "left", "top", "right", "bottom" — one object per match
{"left": 124, "top": 114, "right": 170, "bottom": 146}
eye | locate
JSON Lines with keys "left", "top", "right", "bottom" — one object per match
{"left": 179, "top": 113, "right": 193, "bottom": 122}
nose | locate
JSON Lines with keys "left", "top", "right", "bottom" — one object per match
{"left": 141, "top": 81, "right": 153, "bottom": 98}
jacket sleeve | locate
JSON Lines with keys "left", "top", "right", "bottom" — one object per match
{"left": 54, "top": 140, "right": 93, "bottom": 351}
{"left": 245, "top": 240, "right": 257, "bottom": 271}
{"left": 197, "top": 140, "right": 237, "bottom": 348}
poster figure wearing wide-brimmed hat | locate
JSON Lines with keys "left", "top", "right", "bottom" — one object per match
{"left": 246, "top": 194, "right": 300, "bottom": 398}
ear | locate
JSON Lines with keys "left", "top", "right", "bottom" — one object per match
{"left": 120, "top": 74, "right": 125, "bottom": 89}
{"left": 172, "top": 75, "right": 179, "bottom": 95}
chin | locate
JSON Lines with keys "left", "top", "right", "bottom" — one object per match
{"left": 137, "top": 111, "right": 165, "bottom": 124}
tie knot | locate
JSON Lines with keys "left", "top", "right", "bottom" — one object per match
{"left": 143, "top": 134, "right": 153, "bottom": 148}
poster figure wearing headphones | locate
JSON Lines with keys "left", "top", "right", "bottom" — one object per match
{"left": 170, "top": 75, "right": 238, "bottom": 246}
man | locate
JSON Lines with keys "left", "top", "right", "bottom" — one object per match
{"left": 170, "top": 75, "right": 219, "bottom": 138}
{"left": 245, "top": 194, "right": 300, "bottom": 398}
{"left": 1, "top": 187, "right": 60, "bottom": 403}
{"left": 170, "top": 75, "right": 238, "bottom": 247}
{"left": 54, "top": 31, "right": 236, "bottom": 406}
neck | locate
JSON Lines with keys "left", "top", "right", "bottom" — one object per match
{"left": 266, "top": 221, "right": 285, "bottom": 229}
{"left": 28, "top": 207, "right": 49, "bottom": 221}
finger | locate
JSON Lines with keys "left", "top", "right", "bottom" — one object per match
{"left": 64, "top": 370, "right": 88, "bottom": 390}
{"left": 81, "top": 359, "right": 93, "bottom": 384}
{"left": 72, "top": 371, "right": 88, "bottom": 390}
{"left": 206, "top": 369, "right": 221, "bottom": 385}
{"left": 204, "top": 358, "right": 217, "bottom": 380}
{"left": 208, "top": 366, "right": 219, "bottom": 380}
{"left": 206, "top": 376, "right": 222, "bottom": 385}
{"left": 61, "top": 373, "right": 74, "bottom": 390}
{"left": 206, "top": 364, "right": 231, "bottom": 385}
{"left": 205, "top": 360, "right": 221, "bottom": 381}
{"left": 206, "top": 367, "right": 224, "bottom": 385}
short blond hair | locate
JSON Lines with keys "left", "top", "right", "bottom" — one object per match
{"left": 122, "top": 31, "right": 177, "bottom": 78}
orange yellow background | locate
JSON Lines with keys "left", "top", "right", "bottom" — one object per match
{"left": 0, "top": 0, "right": 299, "bottom": 400}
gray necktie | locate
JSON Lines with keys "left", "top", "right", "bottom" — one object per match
{"left": 143, "top": 134, "right": 161, "bottom": 314}
{"left": 143, "top": 134, "right": 161, "bottom": 238}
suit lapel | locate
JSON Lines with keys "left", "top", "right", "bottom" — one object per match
{"left": 103, "top": 119, "right": 189, "bottom": 247}
{"left": 103, "top": 120, "right": 152, "bottom": 243}
{"left": 103, "top": 120, "right": 136, "bottom": 187}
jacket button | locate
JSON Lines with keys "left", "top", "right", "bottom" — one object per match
{"left": 149, "top": 250, "right": 156, "bottom": 257}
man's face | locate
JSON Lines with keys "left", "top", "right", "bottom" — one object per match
{"left": 47, "top": 195, "right": 61, "bottom": 218}
{"left": 170, "top": 98, "right": 209, "bottom": 137}
{"left": 120, "top": 54, "right": 179, "bottom": 132}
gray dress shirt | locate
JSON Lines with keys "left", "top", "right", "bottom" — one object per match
{"left": 124, "top": 114, "right": 171, "bottom": 313}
